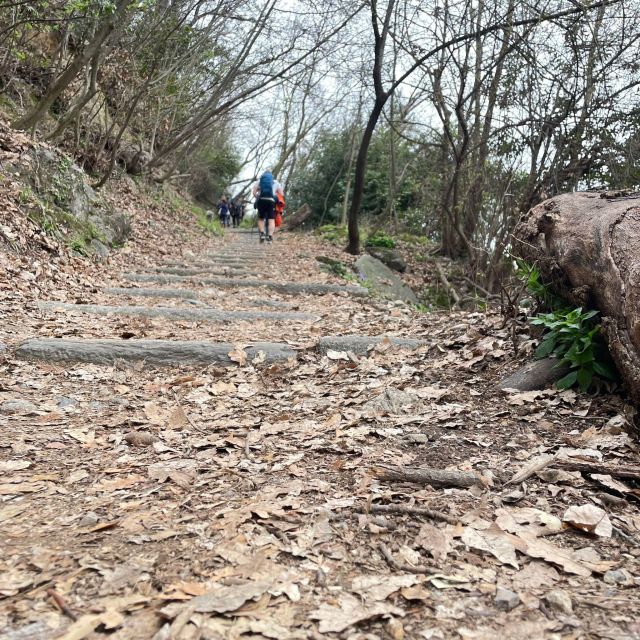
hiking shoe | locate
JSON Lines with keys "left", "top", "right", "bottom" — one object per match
{"left": 266, "top": 235, "right": 273, "bottom": 243}
{"left": 259, "top": 232, "right": 265, "bottom": 243}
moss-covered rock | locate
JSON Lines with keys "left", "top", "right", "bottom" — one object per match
{"left": 6, "top": 137, "right": 132, "bottom": 255}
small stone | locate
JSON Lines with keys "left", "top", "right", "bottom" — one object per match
{"left": 124, "top": 432, "right": 157, "bottom": 447}
{"left": 544, "top": 589, "right": 573, "bottom": 614}
{"left": 407, "top": 434, "right": 429, "bottom": 444}
{"left": 603, "top": 569, "right": 634, "bottom": 586}
{"left": 495, "top": 587, "right": 520, "bottom": 611}
{"left": 78, "top": 512, "right": 99, "bottom": 527}
{"left": 0, "top": 399, "right": 38, "bottom": 415}
{"left": 56, "top": 396, "right": 77, "bottom": 409}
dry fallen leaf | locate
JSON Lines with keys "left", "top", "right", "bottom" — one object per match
{"left": 326, "top": 349, "right": 349, "bottom": 361}
{"left": 416, "top": 522, "right": 450, "bottom": 562}
{"left": 148, "top": 459, "right": 197, "bottom": 488}
{"left": 228, "top": 345, "right": 248, "bottom": 365}
{"left": 563, "top": 504, "right": 612, "bottom": 537}
{"left": 310, "top": 593, "right": 404, "bottom": 633}
{"left": 461, "top": 525, "right": 519, "bottom": 569}
{"left": 168, "top": 405, "right": 188, "bottom": 429}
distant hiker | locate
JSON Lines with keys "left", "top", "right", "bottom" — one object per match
{"left": 217, "top": 196, "right": 230, "bottom": 228}
{"left": 231, "top": 198, "right": 243, "bottom": 227}
{"left": 274, "top": 191, "right": 285, "bottom": 233}
{"left": 252, "top": 170, "right": 283, "bottom": 243}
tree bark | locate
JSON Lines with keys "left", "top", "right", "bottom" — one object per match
{"left": 513, "top": 191, "right": 640, "bottom": 402}
{"left": 347, "top": 98, "right": 386, "bottom": 254}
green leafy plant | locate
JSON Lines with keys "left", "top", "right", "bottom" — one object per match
{"left": 530, "top": 307, "right": 617, "bottom": 391}
{"left": 515, "top": 258, "right": 547, "bottom": 300}
{"left": 365, "top": 231, "right": 395, "bottom": 248}
{"left": 316, "top": 224, "right": 347, "bottom": 244}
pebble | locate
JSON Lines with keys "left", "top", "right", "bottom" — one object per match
{"left": 0, "top": 399, "right": 38, "bottom": 415}
{"left": 495, "top": 587, "right": 520, "bottom": 611}
{"left": 56, "top": 396, "right": 77, "bottom": 409}
{"left": 544, "top": 589, "right": 573, "bottom": 614}
{"left": 78, "top": 512, "right": 99, "bottom": 527}
{"left": 407, "top": 434, "right": 429, "bottom": 444}
{"left": 603, "top": 569, "right": 634, "bottom": 586}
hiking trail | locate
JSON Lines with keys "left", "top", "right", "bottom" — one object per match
{"left": 1, "top": 227, "right": 639, "bottom": 640}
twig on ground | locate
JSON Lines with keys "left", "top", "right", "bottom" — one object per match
{"left": 359, "top": 503, "right": 460, "bottom": 525}
{"left": 172, "top": 390, "right": 203, "bottom": 432}
{"left": 46, "top": 588, "right": 77, "bottom": 621}
{"left": 378, "top": 542, "right": 438, "bottom": 574}
{"left": 372, "top": 464, "right": 481, "bottom": 489}
{"left": 215, "top": 467, "right": 256, "bottom": 489}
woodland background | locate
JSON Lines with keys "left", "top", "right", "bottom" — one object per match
{"left": 2, "top": 0, "right": 640, "bottom": 287}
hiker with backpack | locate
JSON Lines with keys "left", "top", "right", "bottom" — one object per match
{"left": 252, "top": 170, "right": 283, "bottom": 243}
{"left": 217, "top": 195, "right": 230, "bottom": 228}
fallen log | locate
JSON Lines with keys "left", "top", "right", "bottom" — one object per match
{"left": 372, "top": 465, "right": 481, "bottom": 488}
{"left": 153, "top": 266, "right": 260, "bottom": 277}
{"left": 554, "top": 459, "right": 640, "bottom": 482}
{"left": 513, "top": 191, "right": 640, "bottom": 401}
{"left": 500, "top": 357, "right": 570, "bottom": 391}
{"left": 281, "top": 203, "right": 313, "bottom": 230}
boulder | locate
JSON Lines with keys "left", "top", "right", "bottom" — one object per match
{"left": 499, "top": 358, "right": 570, "bottom": 391}
{"left": 366, "top": 247, "right": 406, "bottom": 272}
{"left": 90, "top": 238, "right": 110, "bottom": 261}
{"left": 354, "top": 255, "right": 418, "bottom": 304}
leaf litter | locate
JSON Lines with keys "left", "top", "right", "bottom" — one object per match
{"left": 1, "top": 160, "right": 640, "bottom": 638}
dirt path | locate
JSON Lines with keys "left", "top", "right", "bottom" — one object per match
{"left": 1, "top": 228, "right": 639, "bottom": 640}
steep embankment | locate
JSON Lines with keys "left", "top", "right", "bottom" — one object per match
{"left": 0, "top": 120, "right": 216, "bottom": 317}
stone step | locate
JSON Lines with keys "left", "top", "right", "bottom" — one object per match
{"left": 13, "top": 333, "right": 427, "bottom": 368}
{"left": 154, "top": 266, "right": 260, "bottom": 277}
{"left": 205, "top": 251, "right": 271, "bottom": 258}
{"left": 37, "top": 301, "right": 318, "bottom": 323}
{"left": 317, "top": 334, "right": 428, "bottom": 356}
{"left": 105, "top": 287, "right": 199, "bottom": 300}
{"left": 124, "top": 273, "right": 368, "bottom": 297}
{"left": 15, "top": 339, "right": 296, "bottom": 367}
{"left": 123, "top": 273, "right": 270, "bottom": 285}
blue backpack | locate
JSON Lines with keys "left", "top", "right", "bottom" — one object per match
{"left": 258, "top": 172, "right": 275, "bottom": 200}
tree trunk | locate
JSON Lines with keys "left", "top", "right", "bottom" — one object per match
{"left": 347, "top": 97, "right": 386, "bottom": 254}
{"left": 513, "top": 191, "right": 640, "bottom": 402}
